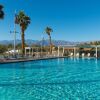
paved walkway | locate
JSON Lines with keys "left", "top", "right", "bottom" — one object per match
{"left": 0, "top": 56, "right": 65, "bottom": 64}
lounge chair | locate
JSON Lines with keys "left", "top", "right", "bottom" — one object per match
{"left": 82, "top": 53, "right": 85, "bottom": 57}
{"left": 76, "top": 53, "right": 79, "bottom": 57}
{"left": 87, "top": 53, "right": 90, "bottom": 57}
{"left": 69, "top": 53, "right": 73, "bottom": 57}
{"left": 94, "top": 53, "right": 96, "bottom": 57}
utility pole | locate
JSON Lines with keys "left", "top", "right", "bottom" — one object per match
{"left": 41, "top": 36, "right": 44, "bottom": 57}
{"left": 10, "top": 10, "right": 18, "bottom": 57}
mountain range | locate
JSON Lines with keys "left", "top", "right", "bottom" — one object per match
{"left": 0, "top": 39, "right": 83, "bottom": 46}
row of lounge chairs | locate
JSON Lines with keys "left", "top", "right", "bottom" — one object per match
{"left": 69, "top": 53, "right": 96, "bottom": 57}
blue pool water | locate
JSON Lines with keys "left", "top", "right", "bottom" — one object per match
{"left": 0, "top": 58, "right": 100, "bottom": 100}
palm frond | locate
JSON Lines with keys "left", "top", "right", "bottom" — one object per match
{"left": 45, "top": 27, "right": 53, "bottom": 35}
{"left": 0, "top": 5, "right": 4, "bottom": 19}
{"left": 15, "top": 11, "right": 31, "bottom": 31}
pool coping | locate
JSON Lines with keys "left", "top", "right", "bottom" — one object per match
{"left": 0, "top": 56, "right": 66, "bottom": 64}
{"left": 0, "top": 56, "right": 98, "bottom": 64}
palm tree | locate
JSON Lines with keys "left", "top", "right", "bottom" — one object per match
{"left": 0, "top": 5, "right": 4, "bottom": 19}
{"left": 45, "top": 27, "right": 53, "bottom": 54}
{"left": 15, "top": 11, "right": 30, "bottom": 56}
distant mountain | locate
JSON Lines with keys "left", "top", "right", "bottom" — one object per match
{"left": 0, "top": 39, "right": 81, "bottom": 46}
{"left": 0, "top": 39, "right": 38, "bottom": 45}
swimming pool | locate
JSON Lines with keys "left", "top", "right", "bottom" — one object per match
{"left": 0, "top": 58, "right": 100, "bottom": 100}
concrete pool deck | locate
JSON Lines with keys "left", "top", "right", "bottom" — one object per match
{"left": 0, "top": 56, "right": 97, "bottom": 64}
{"left": 0, "top": 56, "right": 66, "bottom": 64}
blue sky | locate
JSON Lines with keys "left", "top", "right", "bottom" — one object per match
{"left": 0, "top": 0, "right": 100, "bottom": 41}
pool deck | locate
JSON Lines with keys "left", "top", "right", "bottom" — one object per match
{"left": 0, "top": 56, "right": 66, "bottom": 64}
{"left": 0, "top": 56, "right": 97, "bottom": 64}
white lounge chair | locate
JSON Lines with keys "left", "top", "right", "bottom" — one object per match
{"left": 76, "top": 53, "right": 79, "bottom": 57}
{"left": 70, "top": 53, "right": 73, "bottom": 56}
{"left": 82, "top": 53, "right": 85, "bottom": 57}
{"left": 87, "top": 53, "right": 90, "bottom": 57}
{"left": 94, "top": 53, "right": 96, "bottom": 57}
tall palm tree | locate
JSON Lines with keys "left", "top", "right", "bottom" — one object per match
{"left": 45, "top": 27, "right": 53, "bottom": 54}
{"left": 0, "top": 5, "right": 4, "bottom": 19}
{"left": 15, "top": 11, "right": 30, "bottom": 56}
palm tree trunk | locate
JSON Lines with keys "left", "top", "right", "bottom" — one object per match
{"left": 21, "top": 30, "right": 25, "bottom": 56}
{"left": 49, "top": 35, "right": 52, "bottom": 54}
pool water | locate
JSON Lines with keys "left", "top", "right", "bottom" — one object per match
{"left": 0, "top": 58, "right": 100, "bottom": 100}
